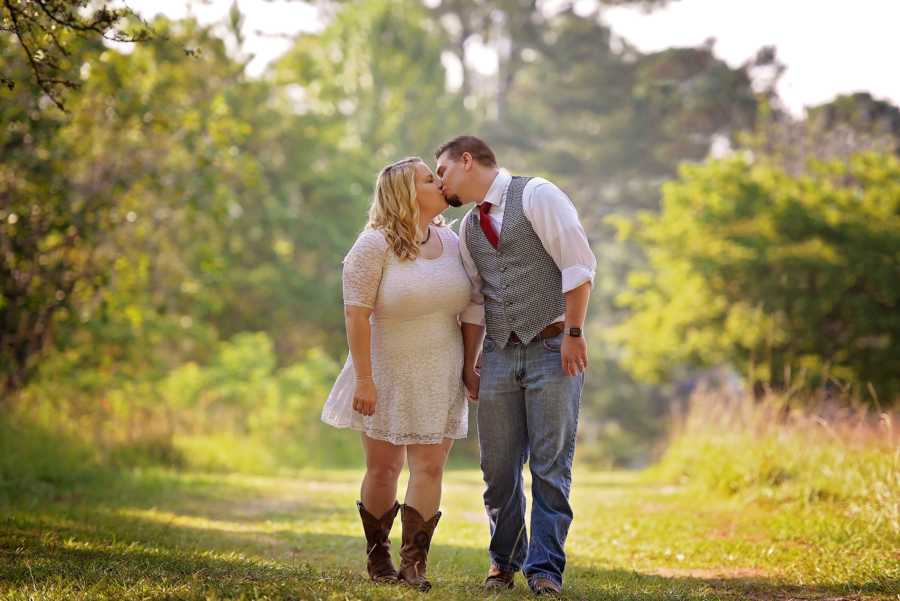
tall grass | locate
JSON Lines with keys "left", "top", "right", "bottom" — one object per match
{"left": 652, "top": 389, "right": 899, "bottom": 535}
{"left": 0, "top": 412, "right": 115, "bottom": 503}
{"left": 2, "top": 334, "right": 371, "bottom": 482}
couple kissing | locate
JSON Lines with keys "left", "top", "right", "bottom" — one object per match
{"left": 322, "top": 135, "right": 596, "bottom": 595}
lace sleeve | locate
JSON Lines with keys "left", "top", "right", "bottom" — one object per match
{"left": 342, "top": 229, "right": 389, "bottom": 309}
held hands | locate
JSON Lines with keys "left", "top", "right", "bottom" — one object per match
{"left": 463, "top": 364, "right": 481, "bottom": 402}
{"left": 561, "top": 334, "right": 588, "bottom": 377}
{"left": 352, "top": 377, "right": 377, "bottom": 416}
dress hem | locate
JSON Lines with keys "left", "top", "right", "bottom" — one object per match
{"left": 321, "top": 416, "right": 467, "bottom": 445}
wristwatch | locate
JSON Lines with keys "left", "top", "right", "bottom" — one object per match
{"left": 566, "top": 326, "right": 582, "bottom": 337}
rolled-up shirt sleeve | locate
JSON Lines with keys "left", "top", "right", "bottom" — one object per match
{"left": 457, "top": 213, "right": 486, "bottom": 325}
{"left": 341, "top": 229, "right": 388, "bottom": 309}
{"left": 524, "top": 180, "right": 597, "bottom": 293}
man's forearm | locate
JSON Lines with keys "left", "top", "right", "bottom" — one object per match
{"left": 461, "top": 322, "right": 485, "bottom": 369}
{"left": 564, "top": 281, "right": 591, "bottom": 329}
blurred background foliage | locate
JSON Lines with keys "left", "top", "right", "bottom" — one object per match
{"left": 1, "top": 0, "right": 897, "bottom": 478}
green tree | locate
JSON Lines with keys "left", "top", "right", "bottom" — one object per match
{"left": 0, "top": 30, "right": 110, "bottom": 393}
{"left": 0, "top": 0, "right": 151, "bottom": 110}
{"left": 609, "top": 152, "right": 900, "bottom": 402}
{"left": 1, "top": 16, "right": 270, "bottom": 393}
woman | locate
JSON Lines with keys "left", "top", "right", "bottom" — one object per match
{"left": 321, "top": 157, "right": 479, "bottom": 591}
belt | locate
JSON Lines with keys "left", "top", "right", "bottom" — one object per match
{"left": 508, "top": 321, "right": 564, "bottom": 345}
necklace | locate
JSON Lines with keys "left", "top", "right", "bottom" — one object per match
{"left": 418, "top": 226, "right": 431, "bottom": 245}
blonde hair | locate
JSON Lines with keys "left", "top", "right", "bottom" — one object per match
{"left": 367, "top": 157, "right": 445, "bottom": 261}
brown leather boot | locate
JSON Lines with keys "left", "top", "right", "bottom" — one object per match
{"left": 398, "top": 504, "right": 442, "bottom": 592}
{"left": 357, "top": 501, "right": 401, "bottom": 583}
{"left": 483, "top": 563, "right": 516, "bottom": 590}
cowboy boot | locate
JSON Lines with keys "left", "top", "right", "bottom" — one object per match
{"left": 357, "top": 500, "right": 401, "bottom": 583}
{"left": 398, "top": 504, "right": 442, "bottom": 592}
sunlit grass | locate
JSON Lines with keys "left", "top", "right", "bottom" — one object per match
{"left": 2, "top": 460, "right": 897, "bottom": 600}
{"left": 1, "top": 391, "right": 897, "bottom": 600}
{"left": 652, "top": 393, "right": 898, "bottom": 539}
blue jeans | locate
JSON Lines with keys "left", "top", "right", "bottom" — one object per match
{"left": 477, "top": 332, "right": 583, "bottom": 589}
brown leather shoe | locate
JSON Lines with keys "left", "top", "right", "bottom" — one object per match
{"left": 357, "top": 501, "right": 400, "bottom": 583}
{"left": 529, "top": 576, "right": 561, "bottom": 596}
{"left": 397, "top": 504, "right": 441, "bottom": 592}
{"left": 483, "top": 563, "right": 515, "bottom": 590}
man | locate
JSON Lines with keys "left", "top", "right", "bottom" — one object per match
{"left": 435, "top": 135, "right": 596, "bottom": 596}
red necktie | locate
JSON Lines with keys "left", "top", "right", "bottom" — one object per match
{"left": 479, "top": 202, "right": 500, "bottom": 249}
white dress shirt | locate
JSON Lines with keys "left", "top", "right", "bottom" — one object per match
{"left": 458, "top": 169, "right": 597, "bottom": 326}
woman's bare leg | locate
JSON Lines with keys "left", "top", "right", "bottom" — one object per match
{"left": 360, "top": 433, "right": 405, "bottom": 516}
{"left": 404, "top": 438, "right": 454, "bottom": 519}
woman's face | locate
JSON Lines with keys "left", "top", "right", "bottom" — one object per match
{"left": 413, "top": 162, "right": 445, "bottom": 216}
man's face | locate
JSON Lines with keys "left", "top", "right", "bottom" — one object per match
{"left": 435, "top": 151, "right": 466, "bottom": 207}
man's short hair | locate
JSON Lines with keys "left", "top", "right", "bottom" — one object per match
{"left": 434, "top": 135, "right": 497, "bottom": 168}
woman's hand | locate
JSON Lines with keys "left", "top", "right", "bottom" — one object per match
{"left": 463, "top": 364, "right": 480, "bottom": 401}
{"left": 352, "top": 377, "right": 377, "bottom": 416}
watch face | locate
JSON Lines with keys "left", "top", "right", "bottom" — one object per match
{"left": 568, "top": 327, "right": 582, "bottom": 337}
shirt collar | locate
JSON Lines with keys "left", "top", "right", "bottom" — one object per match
{"left": 480, "top": 168, "right": 511, "bottom": 208}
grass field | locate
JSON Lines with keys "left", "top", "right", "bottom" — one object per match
{"left": 1, "top": 461, "right": 896, "bottom": 600}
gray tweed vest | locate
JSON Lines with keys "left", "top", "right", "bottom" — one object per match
{"left": 466, "top": 176, "right": 566, "bottom": 348}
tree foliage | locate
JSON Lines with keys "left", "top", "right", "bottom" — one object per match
{"left": 0, "top": 0, "right": 151, "bottom": 110}
{"left": 610, "top": 152, "right": 900, "bottom": 399}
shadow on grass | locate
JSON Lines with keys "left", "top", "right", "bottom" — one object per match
{"left": 563, "top": 564, "right": 897, "bottom": 601}
{"left": 1, "top": 484, "right": 894, "bottom": 601}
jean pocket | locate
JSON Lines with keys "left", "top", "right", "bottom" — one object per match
{"left": 482, "top": 337, "right": 497, "bottom": 354}
{"left": 541, "top": 334, "right": 563, "bottom": 353}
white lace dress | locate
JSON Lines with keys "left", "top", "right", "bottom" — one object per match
{"left": 321, "top": 226, "right": 479, "bottom": 445}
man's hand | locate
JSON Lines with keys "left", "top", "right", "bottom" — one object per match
{"left": 560, "top": 335, "right": 587, "bottom": 377}
{"left": 463, "top": 364, "right": 481, "bottom": 401}
{"left": 352, "top": 379, "right": 377, "bottom": 416}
